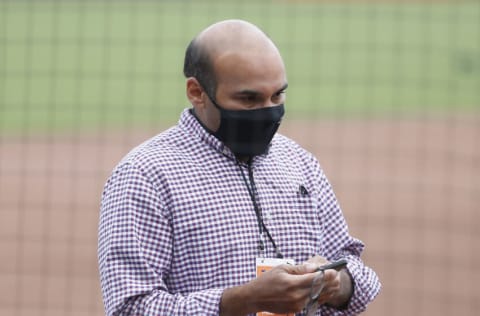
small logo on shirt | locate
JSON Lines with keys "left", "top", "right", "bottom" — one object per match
{"left": 299, "top": 185, "right": 309, "bottom": 196}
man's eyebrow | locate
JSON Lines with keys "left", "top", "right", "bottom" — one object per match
{"left": 234, "top": 89, "right": 260, "bottom": 96}
{"left": 234, "top": 83, "right": 289, "bottom": 96}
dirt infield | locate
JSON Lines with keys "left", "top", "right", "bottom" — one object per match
{"left": 1, "top": 115, "right": 479, "bottom": 315}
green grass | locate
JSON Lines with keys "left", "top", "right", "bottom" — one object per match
{"left": 1, "top": 0, "right": 479, "bottom": 132}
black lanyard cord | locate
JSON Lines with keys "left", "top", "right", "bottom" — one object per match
{"left": 237, "top": 159, "right": 283, "bottom": 259}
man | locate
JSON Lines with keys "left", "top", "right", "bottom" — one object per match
{"left": 98, "top": 20, "right": 380, "bottom": 315}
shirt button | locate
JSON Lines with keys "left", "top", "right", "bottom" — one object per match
{"left": 222, "top": 147, "right": 229, "bottom": 155}
{"left": 264, "top": 210, "right": 272, "bottom": 221}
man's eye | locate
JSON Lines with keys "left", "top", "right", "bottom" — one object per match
{"left": 273, "top": 91, "right": 286, "bottom": 100}
{"left": 241, "top": 95, "right": 257, "bottom": 102}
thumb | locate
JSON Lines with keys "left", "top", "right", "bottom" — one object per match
{"left": 287, "top": 263, "right": 318, "bottom": 275}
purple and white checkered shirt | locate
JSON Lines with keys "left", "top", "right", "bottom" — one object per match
{"left": 98, "top": 109, "right": 380, "bottom": 315}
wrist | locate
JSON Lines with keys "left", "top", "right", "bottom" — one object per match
{"left": 220, "top": 282, "right": 257, "bottom": 316}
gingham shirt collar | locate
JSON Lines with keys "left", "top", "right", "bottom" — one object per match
{"left": 180, "top": 108, "right": 269, "bottom": 164}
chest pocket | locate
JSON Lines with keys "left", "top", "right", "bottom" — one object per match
{"left": 255, "top": 169, "right": 323, "bottom": 262}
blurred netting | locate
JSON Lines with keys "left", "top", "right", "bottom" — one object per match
{"left": 1, "top": 1, "right": 479, "bottom": 315}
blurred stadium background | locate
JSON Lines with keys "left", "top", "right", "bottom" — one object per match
{"left": 1, "top": 0, "right": 479, "bottom": 315}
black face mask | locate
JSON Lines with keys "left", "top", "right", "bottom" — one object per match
{"left": 209, "top": 97, "right": 285, "bottom": 157}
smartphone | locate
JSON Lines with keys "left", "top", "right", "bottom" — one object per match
{"left": 317, "top": 258, "right": 348, "bottom": 272}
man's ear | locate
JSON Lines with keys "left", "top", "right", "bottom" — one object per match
{"left": 186, "top": 77, "right": 206, "bottom": 108}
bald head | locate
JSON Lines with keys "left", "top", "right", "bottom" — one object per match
{"left": 183, "top": 20, "right": 284, "bottom": 99}
{"left": 197, "top": 20, "right": 279, "bottom": 59}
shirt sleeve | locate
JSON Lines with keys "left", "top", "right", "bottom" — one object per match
{"left": 316, "top": 169, "right": 382, "bottom": 315}
{"left": 98, "top": 162, "right": 224, "bottom": 315}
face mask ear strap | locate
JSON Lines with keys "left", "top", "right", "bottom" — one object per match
{"left": 207, "top": 95, "right": 223, "bottom": 111}
{"left": 194, "top": 77, "right": 222, "bottom": 110}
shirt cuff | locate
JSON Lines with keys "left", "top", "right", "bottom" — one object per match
{"left": 185, "top": 288, "right": 225, "bottom": 315}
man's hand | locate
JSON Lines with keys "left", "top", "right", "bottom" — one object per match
{"left": 220, "top": 262, "right": 318, "bottom": 316}
{"left": 304, "top": 255, "right": 353, "bottom": 308}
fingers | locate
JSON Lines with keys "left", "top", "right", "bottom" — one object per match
{"left": 284, "top": 262, "right": 318, "bottom": 275}
{"left": 251, "top": 265, "right": 318, "bottom": 314}
{"left": 317, "top": 291, "right": 336, "bottom": 305}
{"left": 254, "top": 263, "right": 344, "bottom": 313}
{"left": 263, "top": 263, "right": 319, "bottom": 292}
{"left": 267, "top": 259, "right": 347, "bottom": 311}
{"left": 304, "top": 255, "right": 329, "bottom": 267}
{"left": 274, "top": 264, "right": 319, "bottom": 295}
{"left": 316, "top": 269, "right": 341, "bottom": 305}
